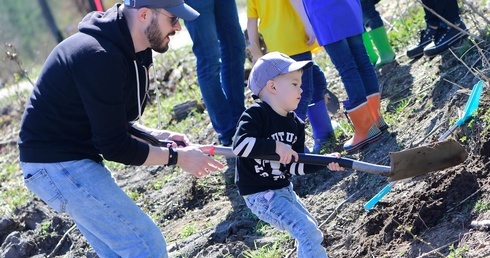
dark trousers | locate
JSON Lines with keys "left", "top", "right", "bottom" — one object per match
{"left": 422, "top": 0, "right": 461, "bottom": 27}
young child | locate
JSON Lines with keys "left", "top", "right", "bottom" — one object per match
{"left": 232, "top": 52, "right": 344, "bottom": 258}
{"left": 246, "top": 0, "right": 335, "bottom": 153}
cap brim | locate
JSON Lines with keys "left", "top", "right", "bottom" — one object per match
{"left": 166, "top": 4, "right": 200, "bottom": 21}
{"left": 286, "top": 60, "right": 313, "bottom": 73}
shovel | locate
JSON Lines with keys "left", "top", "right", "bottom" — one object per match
{"left": 200, "top": 140, "right": 466, "bottom": 181}
{"left": 131, "top": 127, "right": 467, "bottom": 182}
{"left": 364, "top": 80, "right": 483, "bottom": 210}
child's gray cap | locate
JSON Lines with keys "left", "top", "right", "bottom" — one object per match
{"left": 248, "top": 52, "right": 313, "bottom": 96}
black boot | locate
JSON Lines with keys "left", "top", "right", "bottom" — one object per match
{"left": 424, "top": 22, "right": 468, "bottom": 57}
{"left": 406, "top": 26, "right": 438, "bottom": 59}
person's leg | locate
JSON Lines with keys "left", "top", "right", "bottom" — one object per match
{"left": 406, "top": 0, "right": 440, "bottom": 58}
{"left": 360, "top": 0, "right": 394, "bottom": 68}
{"left": 367, "top": 93, "right": 388, "bottom": 131}
{"left": 368, "top": 26, "right": 396, "bottom": 68}
{"left": 311, "top": 64, "right": 328, "bottom": 104}
{"left": 360, "top": 0, "right": 380, "bottom": 64}
{"left": 307, "top": 63, "right": 334, "bottom": 153}
{"left": 21, "top": 160, "right": 167, "bottom": 258}
{"left": 342, "top": 101, "right": 382, "bottom": 152}
{"left": 437, "top": 0, "right": 461, "bottom": 24}
{"left": 244, "top": 185, "right": 327, "bottom": 258}
{"left": 74, "top": 222, "right": 120, "bottom": 258}
{"left": 422, "top": 0, "right": 441, "bottom": 28}
{"left": 423, "top": 0, "right": 468, "bottom": 57}
{"left": 325, "top": 36, "right": 381, "bottom": 152}
{"left": 347, "top": 34, "right": 380, "bottom": 97}
{"left": 360, "top": 0, "right": 384, "bottom": 30}
{"left": 214, "top": 0, "right": 246, "bottom": 139}
{"left": 184, "top": 0, "right": 237, "bottom": 145}
{"left": 324, "top": 39, "right": 367, "bottom": 108}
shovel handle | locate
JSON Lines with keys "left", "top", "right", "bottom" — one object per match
{"left": 157, "top": 141, "right": 392, "bottom": 176}
{"left": 437, "top": 123, "right": 458, "bottom": 142}
{"left": 206, "top": 146, "right": 392, "bottom": 176}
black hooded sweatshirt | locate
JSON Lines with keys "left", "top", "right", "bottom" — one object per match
{"left": 19, "top": 4, "right": 153, "bottom": 165}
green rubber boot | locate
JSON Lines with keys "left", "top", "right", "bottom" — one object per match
{"left": 369, "top": 26, "right": 396, "bottom": 68}
{"left": 362, "top": 31, "right": 378, "bottom": 65}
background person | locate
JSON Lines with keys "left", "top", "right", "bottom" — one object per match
{"left": 299, "top": 0, "right": 389, "bottom": 152}
{"left": 183, "top": 0, "right": 246, "bottom": 147}
{"left": 406, "top": 0, "right": 468, "bottom": 58}
{"left": 360, "top": 0, "right": 396, "bottom": 68}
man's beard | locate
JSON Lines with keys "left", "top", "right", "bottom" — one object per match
{"left": 145, "top": 17, "right": 170, "bottom": 53}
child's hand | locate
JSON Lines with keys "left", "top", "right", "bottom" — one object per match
{"left": 275, "top": 141, "right": 298, "bottom": 164}
{"left": 326, "top": 152, "right": 344, "bottom": 171}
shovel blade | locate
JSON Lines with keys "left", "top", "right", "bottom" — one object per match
{"left": 389, "top": 139, "right": 468, "bottom": 181}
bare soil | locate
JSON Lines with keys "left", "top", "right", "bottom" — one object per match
{"left": 1, "top": 2, "right": 490, "bottom": 257}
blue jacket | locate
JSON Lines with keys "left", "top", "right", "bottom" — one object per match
{"left": 303, "top": 0, "right": 364, "bottom": 45}
{"left": 19, "top": 4, "right": 152, "bottom": 165}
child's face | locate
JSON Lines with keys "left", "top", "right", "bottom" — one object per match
{"left": 271, "top": 70, "right": 303, "bottom": 112}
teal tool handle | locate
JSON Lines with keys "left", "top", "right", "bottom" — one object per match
{"left": 364, "top": 182, "right": 395, "bottom": 210}
{"left": 437, "top": 123, "right": 459, "bottom": 142}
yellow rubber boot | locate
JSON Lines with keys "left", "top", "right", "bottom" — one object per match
{"left": 343, "top": 102, "right": 382, "bottom": 152}
{"left": 367, "top": 93, "right": 388, "bottom": 131}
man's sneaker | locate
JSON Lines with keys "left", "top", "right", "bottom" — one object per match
{"left": 406, "top": 26, "right": 438, "bottom": 59}
{"left": 423, "top": 22, "right": 469, "bottom": 57}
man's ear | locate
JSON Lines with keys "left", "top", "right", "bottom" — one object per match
{"left": 136, "top": 7, "right": 151, "bottom": 23}
{"left": 265, "top": 80, "right": 276, "bottom": 93}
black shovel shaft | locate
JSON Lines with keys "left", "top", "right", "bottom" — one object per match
{"left": 157, "top": 140, "right": 392, "bottom": 177}
{"left": 210, "top": 146, "right": 392, "bottom": 177}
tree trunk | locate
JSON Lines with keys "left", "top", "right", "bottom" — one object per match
{"left": 37, "top": 0, "right": 63, "bottom": 43}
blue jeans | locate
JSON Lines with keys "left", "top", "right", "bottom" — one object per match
{"left": 184, "top": 0, "right": 246, "bottom": 145}
{"left": 21, "top": 160, "right": 167, "bottom": 258}
{"left": 290, "top": 52, "right": 328, "bottom": 117}
{"left": 244, "top": 184, "right": 328, "bottom": 258}
{"left": 324, "top": 34, "right": 380, "bottom": 110}
{"left": 360, "top": 0, "right": 384, "bottom": 29}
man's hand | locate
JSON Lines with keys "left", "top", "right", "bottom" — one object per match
{"left": 176, "top": 146, "right": 225, "bottom": 177}
{"left": 165, "top": 132, "right": 189, "bottom": 147}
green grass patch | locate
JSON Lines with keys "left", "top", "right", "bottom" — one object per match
{"left": 126, "top": 189, "right": 142, "bottom": 202}
{"left": 0, "top": 152, "right": 33, "bottom": 216}
{"left": 0, "top": 185, "right": 32, "bottom": 216}
{"left": 104, "top": 161, "right": 126, "bottom": 173}
{"left": 388, "top": 5, "right": 426, "bottom": 51}
{"left": 473, "top": 199, "right": 490, "bottom": 214}
{"left": 447, "top": 244, "right": 468, "bottom": 258}
{"left": 179, "top": 222, "right": 197, "bottom": 239}
{"left": 242, "top": 241, "right": 284, "bottom": 258}
{"left": 384, "top": 98, "right": 410, "bottom": 127}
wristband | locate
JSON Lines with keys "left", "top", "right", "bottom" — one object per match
{"left": 167, "top": 147, "right": 178, "bottom": 166}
